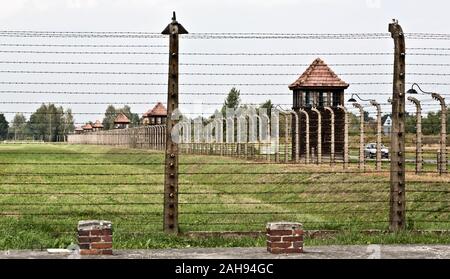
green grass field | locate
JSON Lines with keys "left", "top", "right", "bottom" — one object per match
{"left": 0, "top": 144, "right": 449, "bottom": 250}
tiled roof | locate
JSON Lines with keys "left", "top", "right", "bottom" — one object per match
{"left": 82, "top": 123, "right": 93, "bottom": 130}
{"left": 289, "top": 58, "right": 349, "bottom": 90}
{"left": 114, "top": 113, "right": 130, "bottom": 124}
{"left": 75, "top": 126, "right": 83, "bottom": 131}
{"left": 143, "top": 102, "right": 167, "bottom": 117}
{"left": 92, "top": 120, "right": 104, "bottom": 128}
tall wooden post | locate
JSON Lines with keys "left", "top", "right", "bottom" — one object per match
{"left": 353, "top": 103, "right": 365, "bottom": 170}
{"left": 389, "top": 20, "right": 406, "bottom": 232}
{"left": 408, "top": 96, "right": 423, "bottom": 174}
{"left": 162, "top": 12, "right": 188, "bottom": 234}
{"left": 432, "top": 93, "right": 447, "bottom": 174}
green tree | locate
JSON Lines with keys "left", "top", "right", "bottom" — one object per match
{"left": 221, "top": 87, "right": 241, "bottom": 115}
{"left": 28, "top": 104, "right": 72, "bottom": 142}
{"left": 12, "top": 113, "right": 27, "bottom": 140}
{"left": 102, "top": 105, "right": 117, "bottom": 130}
{"left": 103, "top": 105, "right": 140, "bottom": 129}
{"left": 422, "top": 111, "right": 440, "bottom": 135}
{"left": 0, "top": 114, "right": 8, "bottom": 140}
{"left": 64, "top": 109, "right": 75, "bottom": 133}
{"left": 260, "top": 100, "right": 273, "bottom": 115}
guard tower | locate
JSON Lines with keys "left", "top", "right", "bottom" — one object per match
{"left": 289, "top": 58, "right": 349, "bottom": 160}
{"left": 142, "top": 102, "right": 168, "bottom": 125}
{"left": 114, "top": 113, "right": 130, "bottom": 129}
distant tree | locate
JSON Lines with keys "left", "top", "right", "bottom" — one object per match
{"left": 102, "top": 105, "right": 117, "bottom": 130}
{"left": 102, "top": 105, "right": 140, "bottom": 129}
{"left": 364, "top": 111, "right": 374, "bottom": 122}
{"left": 0, "top": 114, "right": 8, "bottom": 140}
{"left": 347, "top": 112, "right": 360, "bottom": 134}
{"left": 62, "top": 109, "right": 75, "bottom": 140}
{"left": 221, "top": 87, "right": 241, "bottom": 115}
{"left": 12, "top": 113, "right": 27, "bottom": 140}
{"left": 422, "top": 111, "right": 441, "bottom": 135}
{"left": 260, "top": 100, "right": 273, "bottom": 115}
{"left": 28, "top": 104, "right": 72, "bottom": 142}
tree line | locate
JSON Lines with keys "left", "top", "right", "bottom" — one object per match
{"left": 0, "top": 104, "right": 75, "bottom": 141}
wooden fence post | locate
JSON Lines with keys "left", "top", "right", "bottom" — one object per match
{"left": 389, "top": 20, "right": 406, "bottom": 232}
{"left": 162, "top": 12, "right": 188, "bottom": 234}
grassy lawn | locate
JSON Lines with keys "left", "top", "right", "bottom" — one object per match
{"left": 0, "top": 143, "right": 449, "bottom": 250}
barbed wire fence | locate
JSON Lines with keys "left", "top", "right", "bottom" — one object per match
{"left": 0, "top": 18, "right": 449, "bottom": 247}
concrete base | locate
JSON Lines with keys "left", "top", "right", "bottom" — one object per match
{"left": 1, "top": 245, "right": 450, "bottom": 259}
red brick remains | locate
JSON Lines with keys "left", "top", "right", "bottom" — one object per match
{"left": 266, "top": 222, "right": 303, "bottom": 254}
{"left": 77, "top": 220, "right": 113, "bottom": 256}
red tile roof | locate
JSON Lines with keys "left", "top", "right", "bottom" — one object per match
{"left": 143, "top": 102, "right": 167, "bottom": 117}
{"left": 82, "top": 123, "right": 93, "bottom": 130}
{"left": 92, "top": 120, "right": 104, "bottom": 128}
{"left": 289, "top": 58, "right": 349, "bottom": 90}
{"left": 114, "top": 113, "right": 130, "bottom": 124}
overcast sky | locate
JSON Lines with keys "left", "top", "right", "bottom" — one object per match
{"left": 0, "top": 0, "right": 449, "bottom": 124}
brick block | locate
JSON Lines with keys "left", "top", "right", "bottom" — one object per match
{"left": 266, "top": 222, "right": 303, "bottom": 254}
{"left": 282, "top": 236, "right": 303, "bottom": 242}
{"left": 101, "top": 235, "right": 113, "bottom": 242}
{"left": 267, "top": 236, "right": 282, "bottom": 242}
{"left": 267, "top": 230, "right": 293, "bottom": 236}
{"left": 78, "top": 236, "right": 101, "bottom": 243}
{"left": 77, "top": 220, "right": 113, "bottom": 256}
{"left": 91, "top": 242, "right": 112, "bottom": 250}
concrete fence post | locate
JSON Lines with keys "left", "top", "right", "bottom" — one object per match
{"left": 371, "top": 100, "right": 383, "bottom": 171}
{"left": 432, "top": 93, "right": 447, "bottom": 174}
{"left": 353, "top": 103, "right": 365, "bottom": 171}
{"left": 324, "top": 107, "right": 335, "bottom": 166}
{"left": 311, "top": 107, "right": 322, "bottom": 164}
{"left": 298, "top": 109, "right": 309, "bottom": 164}
{"left": 408, "top": 96, "right": 423, "bottom": 174}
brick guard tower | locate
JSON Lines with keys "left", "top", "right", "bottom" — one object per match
{"left": 289, "top": 58, "right": 349, "bottom": 161}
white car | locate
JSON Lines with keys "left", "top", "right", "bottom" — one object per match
{"left": 364, "top": 143, "right": 389, "bottom": 159}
